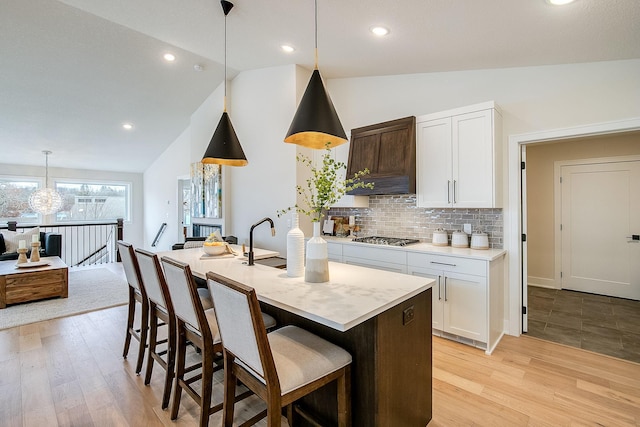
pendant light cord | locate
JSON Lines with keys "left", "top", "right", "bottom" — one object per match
{"left": 223, "top": 8, "right": 228, "bottom": 112}
{"left": 314, "top": 0, "right": 318, "bottom": 69}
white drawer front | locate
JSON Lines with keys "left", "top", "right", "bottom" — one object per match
{"left": 407, "top": 252, "right": 486, "bottom": 276}
{"left": 343, "top": 245, "right": 407, "bottom": 265}
{"left": 327, "top": 242, "right": 343, "bottom": 257}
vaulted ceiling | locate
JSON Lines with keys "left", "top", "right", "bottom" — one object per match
{"left": 2, "top": 0, "right": 639, "bottom": 172}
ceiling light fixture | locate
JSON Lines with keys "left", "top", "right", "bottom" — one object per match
{"left": 163, "top": 53, "right": 176, "bottom": 61}
{"left": 546, "top": 0, "right": 575, "bottom": 5}
{"left": 370, "top": 26, "right": 390, "bottom": 36}
{"left": 202, "top": 0, "right": 248, "bottom": 166}
{"left": 29, "top": 150, "right": 63, "bottom": 216}
{"left": 122, "top": 122, "right": 134, "bottom": 130}
{"left": 281, "top": 45, "right": 295, "bottom": 53}
{"left": 284, "top": 0, "right": 347, "bottom": 149}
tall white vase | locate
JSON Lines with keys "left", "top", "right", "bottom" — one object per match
{"left": 305, "top": 222, "right": 329, "bottom": 283}
{"left": 286, "top": 213, "right": 305, "bottom": 277}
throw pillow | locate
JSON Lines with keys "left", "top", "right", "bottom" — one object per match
{"left": 1, "top": 227, "right": 40, "bottom": 254}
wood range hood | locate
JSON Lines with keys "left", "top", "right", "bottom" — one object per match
{"left": 346, "top": 116, "right": 416, "bottom": 195}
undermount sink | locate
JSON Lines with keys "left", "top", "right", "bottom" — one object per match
{"left": 253, "top": 256, "right": 286, "bottom": 269}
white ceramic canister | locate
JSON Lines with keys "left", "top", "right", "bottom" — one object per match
{"left": 451, "top": 230, "right": 469, "bottom": 248}
{"left": 432, "top": 228, "right": 448, "bottom": 246}
{"left": 470, "top": 230, "right": 489, "bottom": 250}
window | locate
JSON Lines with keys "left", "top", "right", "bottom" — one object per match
{"left": 0, "top": 177, "right": 40, "bottom": 224}
{"left": 54, "top": 181, "right": 131, "bottom": 222}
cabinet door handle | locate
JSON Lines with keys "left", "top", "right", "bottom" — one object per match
{"left": 447, "top": 180, "right": 451, "bottom": 204}
{"left": 444, "top": 276, "right": 448, "bottom": 302}
{"left": 437, "top": 276, "right": 442, "bottom": 300}
{"left": 430, "top": 261, "right": 457, "bottom": 267}
{"left": 453, "top": 180, "right": 457, "bottom": 204}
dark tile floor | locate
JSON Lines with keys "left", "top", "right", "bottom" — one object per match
{"left": 526, "top": 286, "right": 640, "bottom": 363}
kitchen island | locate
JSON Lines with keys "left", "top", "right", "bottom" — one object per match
{"left": 158, "top": 246, "right": 435, "bottom": 426}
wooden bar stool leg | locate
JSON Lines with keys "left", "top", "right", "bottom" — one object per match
{"left": 222, "top": 353, "right": 236, "bottom": 427}
{"left": 199, "top": 354, "right": 214, "bottom": 427}
{"left": 144, "top": 308, "right": 158, "bottom": 386}
{"left": 170, "top": 326, "right": 186, "bottom": 420}
{"left": 135, "top": 300, "right": 148, "bottom": 374}
{"left": 162, "top": 322, "right": 176, "bottom": 410}
{"left": 122, "top": 288, "right": 135, "bottom": 359}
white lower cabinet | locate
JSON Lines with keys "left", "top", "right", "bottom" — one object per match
{"left": 327, "top": 242, "right": 343, "bottom": 263}
{"left": 408, "top": 266, "right": 486, "bottom": 343}
{"left": 342, "top": 245, "right": 407, "bottom": 274}
{"left": 407, "top": 252, "right": 504, "bottom": 353}
{"left": 326, "top": 240, "right": 506, "bottom": 353}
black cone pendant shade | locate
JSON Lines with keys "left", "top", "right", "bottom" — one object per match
{"left": 202, "top": 111, "right": 247, "bottom": 166}
{"left": 284, "top": 0, "right": 347, "bottom": 149}
{"left": 284, "top": 69, "right": 347, "bottom": 149}
{"left": 202, "top": 0, "right": 248, "bottom": 166}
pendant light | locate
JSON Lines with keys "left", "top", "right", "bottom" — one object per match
{"left": 29, "top": 150, "right": 64, "bottom": 215}
{"left": 284, "top": 0, "right": 347, "bottom": 149}
{"left": 202, "top": 0, "right": 248, "bottom": 166}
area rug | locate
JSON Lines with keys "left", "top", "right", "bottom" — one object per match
{"left": 0, "top": 268, "right": 128, "bottom": 330}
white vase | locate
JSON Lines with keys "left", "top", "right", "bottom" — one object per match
{"left": 286, "top": 213, "right": 305, "bottom": 277}
{"left": 305, "top": 222, "right": 329, "bottom": 283}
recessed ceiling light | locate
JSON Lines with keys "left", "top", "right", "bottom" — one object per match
{"left": 281, "top": 45, "right": 295, "bottom": 53}
{"left": 122, "top": 123, "right": 134, "bottom": 130}
{"left": 546, "top": 0, "right": 575, "bottom": 5}
{"left": 163, "top": 53, "right": 176, "bottom": 62}
{"left": 370, "top": 26, "right": 390, "bottom": 37}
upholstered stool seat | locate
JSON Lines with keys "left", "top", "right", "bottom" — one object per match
{"left": 268, "top": 325, "right": 351, "bottom": 394}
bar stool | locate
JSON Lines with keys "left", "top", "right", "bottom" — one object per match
{"left": 134, "top": 248, "right": 177, "bottom": 410}
{"left": 206, "top": 271, "right": 352, "bottom": 427}
{"left": 160, "top": 256, "right": 229, "bottom": 427}
{"left": 117, "top": 240, "right": 148, "bottom": 375}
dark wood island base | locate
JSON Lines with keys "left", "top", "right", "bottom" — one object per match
{"left": 261, "top": 288, "right": 432, "bottom": 427}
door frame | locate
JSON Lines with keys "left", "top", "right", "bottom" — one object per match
{"left": 507, "top": 118, "right": 640, "bottom": 336}
{"left": 554, "top": 155, "right": 640, "bottom": 292}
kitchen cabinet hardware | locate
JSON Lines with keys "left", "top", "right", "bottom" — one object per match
{"left": 444, "top": 276, "right": 448, "bottom": 301}
{"left": 626, "top": 234, "right": 639, "bottom": 240}
{"left": 430, "top": 261, "right": 456, "bottom": 267}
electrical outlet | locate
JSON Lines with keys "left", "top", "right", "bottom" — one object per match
{"left": 463, "top": 223, "right": 472, "bottom": 234}
{"left": 402, "top": 305, "right": 415, "bottom": 325}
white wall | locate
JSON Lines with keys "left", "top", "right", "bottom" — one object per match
{"left": 227, "top": 65, "right": 299, "bottom": 254}
{"left": 0, "top": 163, "right": 144, "bottom": 246}
{"left": 142, "top": 127, "right": 191, "bottom": 251}
{"left": 143, "top": 65, "right": 299, "bottom": 255}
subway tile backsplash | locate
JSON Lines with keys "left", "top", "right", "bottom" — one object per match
{"left": 328, "top": 194, "right": 503, "bottom": 249}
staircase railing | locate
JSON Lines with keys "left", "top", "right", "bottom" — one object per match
{"left": 3, "top": 218, "right": 124, "bottom": 267}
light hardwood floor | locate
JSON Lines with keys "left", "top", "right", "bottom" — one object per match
{"left": 1, "top": 300, "right": 639, "bottom": 426}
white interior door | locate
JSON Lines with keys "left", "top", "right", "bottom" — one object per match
{"left": 561, "top": 160, "right": 640, "bottom": 300}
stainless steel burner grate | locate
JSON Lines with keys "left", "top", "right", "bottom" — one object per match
{"left": 351, "top": 236, "right": 419, "bottom": 246}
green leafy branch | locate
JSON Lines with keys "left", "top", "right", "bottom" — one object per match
{"left": 278, "top": 145, "right": 374, "bottom": 222}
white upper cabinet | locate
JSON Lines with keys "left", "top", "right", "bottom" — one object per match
{"left": 416, "top": 101, "right": 503, "bottom": 208}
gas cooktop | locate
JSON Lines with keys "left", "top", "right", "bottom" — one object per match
{"left": 351, "top": 236, "right": 420, "bottom": 246}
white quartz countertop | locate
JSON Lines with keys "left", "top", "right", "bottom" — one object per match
{"left": 324, "top": 236, "right": 507, "bottom": 261}
{"left": 157, "top": 247, "right": 434, "bottom": 332}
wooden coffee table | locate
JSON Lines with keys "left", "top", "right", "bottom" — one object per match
{"left": 0, "top": 256, "right": 69, "bottom": 309}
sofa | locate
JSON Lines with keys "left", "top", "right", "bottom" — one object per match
{"left": 0, "top": 231, "right": 63, "bottom": 261}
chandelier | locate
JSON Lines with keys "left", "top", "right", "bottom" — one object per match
{"left": 29, "top": 150, "right": 63, "bottom": 215}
